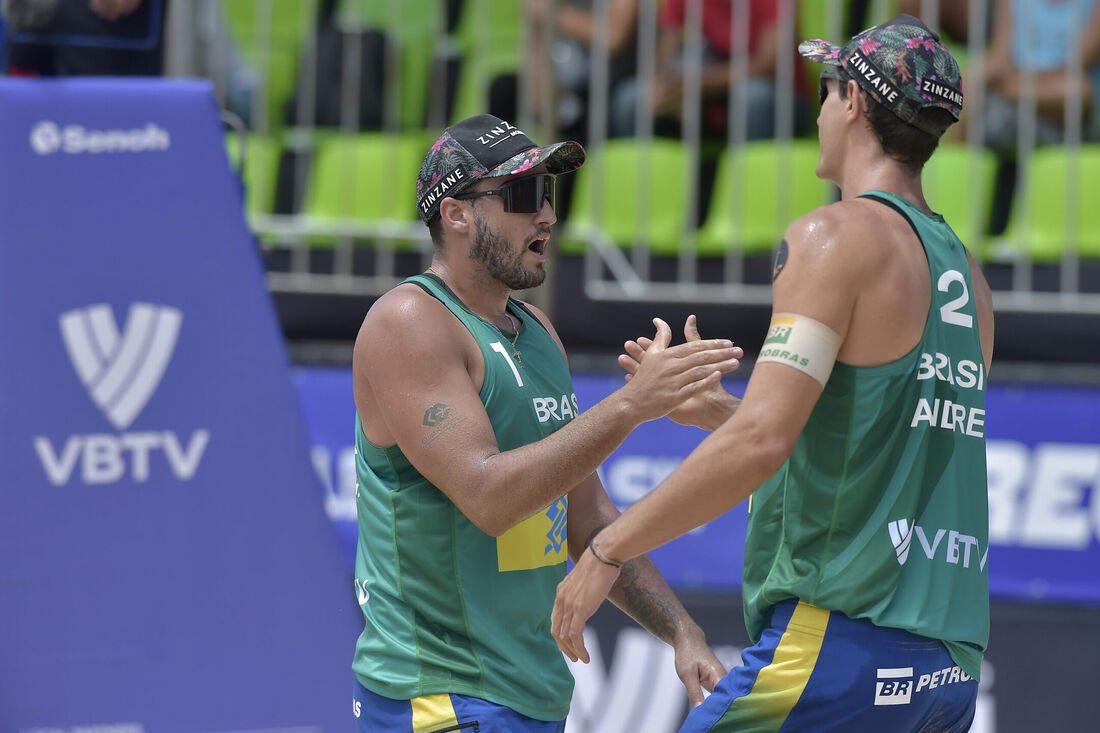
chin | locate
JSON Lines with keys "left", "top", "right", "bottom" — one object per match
{"left": 509, "top": 265, "right": 546, "bottom": 291}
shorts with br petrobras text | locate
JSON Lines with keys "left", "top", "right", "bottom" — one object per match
{"left": 680, "top": 599, "right": 978, "bottom": 733}
{"left": 353, "top": 676, "right": 567, "bottom": 733}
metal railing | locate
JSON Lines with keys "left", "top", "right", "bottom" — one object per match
{"left": 176, "top": 0, "right": 1100, "bottom": 316}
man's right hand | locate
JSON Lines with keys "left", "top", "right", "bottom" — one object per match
{"left": 620, "top": 315, "right": 742, "bottom": 431}
{"left": 618, "top": 317, "right": 741, "bottom": 425}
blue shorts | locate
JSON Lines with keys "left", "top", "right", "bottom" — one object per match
{"left": 353, "top": 676, "right": 567, "bottom": 733}
{"left": 681, "top": 599, "right": 978, "bottom": 733}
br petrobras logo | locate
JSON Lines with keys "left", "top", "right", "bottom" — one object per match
{"left": 888, "top": 518, "right": 915, "bottom": 565}
{"left": 874, "top": 667, "right": 915, "bottom": 705}
{"left": 60, "top": 303, "right": 182, "bottom": 430}
{"left": 33, "top": 302, "right": 210, "bottom": 486}
{"left": 30, "top": 119, "right": 171, "bottom": 155}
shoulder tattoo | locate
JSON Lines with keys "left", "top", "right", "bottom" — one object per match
{"left": 773, "top": 239, "right": 789, "bottom": 282}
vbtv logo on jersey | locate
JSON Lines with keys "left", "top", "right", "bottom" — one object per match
{"left": 33, "top": 303, "right": 210, "bottom": 486}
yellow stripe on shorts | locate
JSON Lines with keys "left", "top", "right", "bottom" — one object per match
{"left": 411, "top": 693, "right": 459, "bottom": 732}
{"left": 731, "top": 601, "right": 830, "bottom": 730}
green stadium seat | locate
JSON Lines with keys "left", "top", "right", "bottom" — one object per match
{"left": 698, "top": 140, "right": 831, "bottom": 255}
{"left": 225, "top": 133, "right": 282, "bottom": 216}
{"left": 997, "top": 145, "right": 1100, "bottom": 261}
{"left": 563, "top": 139, "right": 693, "bottom": 256}
{"left": 337, "top": 0, "right": 444, "bottom": 129}
{"left": 304, "top": 132, "right": 432, "bottom": 247}
{"left": 451, "top": 0, "right": 525, "bottom": 123}
{"left": 923, "top": 143, "right": 998, "bottom": 259}
{"left": 223, "top": 0, "right": 316, "bottom": 132}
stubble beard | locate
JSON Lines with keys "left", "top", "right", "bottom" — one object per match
{"left": 470, "top": 212, "right": 546, "bottom": 291}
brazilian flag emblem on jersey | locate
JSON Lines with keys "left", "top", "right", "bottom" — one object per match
{"left": 496, "top": 497, "right": 568, "bottom": 571}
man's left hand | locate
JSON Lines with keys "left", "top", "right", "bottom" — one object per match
{"left": 672, "top": 627, "right": 727, "bottom": 708}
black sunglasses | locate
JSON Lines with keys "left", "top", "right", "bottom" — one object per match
{"left": 453, "top": 173, "right": 556, "bottom": 214}
{"left": 819, "top": 71, "right": 842, "bottom": 106}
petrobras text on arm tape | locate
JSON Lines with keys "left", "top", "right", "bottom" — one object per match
{"left": 756, "top": 313, "right": 842, "bottom": 386}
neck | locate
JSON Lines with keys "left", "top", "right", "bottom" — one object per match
{"left": 426, "top": 259, "right": 512, "bottom": 323}
{"left": 837, "top": 137, "right": 931, "bottom": 214}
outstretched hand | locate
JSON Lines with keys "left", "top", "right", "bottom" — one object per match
{"left": 551, "top": 548, "right": 619, "bottom": 664}
{"left": 553, "top": 549, "right": 727, "bottom": 708}
{"left": 619, "top": 317, "right": 740, "bottom": 424}
{"left": 621, "top": 315, "right": 742, "bottom": 430}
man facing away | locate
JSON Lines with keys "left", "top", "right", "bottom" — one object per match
{"left": 553, "top": 15, "right": 995, "bottom": 733}
{"left": 350, "top": 113, "right": 740, "bottom": 732}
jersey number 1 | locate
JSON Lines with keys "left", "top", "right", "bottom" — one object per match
{"left": 490, "top": 342, "right": 525, "bottom": 387}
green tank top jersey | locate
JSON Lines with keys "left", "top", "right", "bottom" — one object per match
{"left": 743, "top": 191, "right": 990, "bottom": 679}
{"left": 352, "top": 274, "right": 577, "bottom": 721}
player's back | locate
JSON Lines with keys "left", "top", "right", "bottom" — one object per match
{"left": 743, "top": 189, "right": 991, "bottom": 678}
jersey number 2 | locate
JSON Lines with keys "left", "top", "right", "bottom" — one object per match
{"left": 938, "top": 270, "right": 973, "bottom": 328}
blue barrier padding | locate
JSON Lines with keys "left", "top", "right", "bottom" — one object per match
{"left": 295, "top": 368, "right": 1100, "bottom": 605}
{"left": 0, "top": 79, "right": 358, "bottom": 728}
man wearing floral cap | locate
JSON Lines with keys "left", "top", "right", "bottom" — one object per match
{"left": 552, "top": 16, "right": 994, "bottom": 732}
{"left": 350, "top": 114, "right": 738, "bottom": 731}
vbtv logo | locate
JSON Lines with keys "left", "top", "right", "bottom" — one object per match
{"left": 888, "top": 518, "right": 988, "bottom": 571}
{"left": 60, "top": 303, "right": 181, "bottom": 430}
{"left": 33, "top": 303, "right": 210, "bottom": 486}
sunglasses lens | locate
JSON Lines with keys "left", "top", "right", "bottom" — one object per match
{"left": 502, "top": 174, "right": 555, "bottom": 213}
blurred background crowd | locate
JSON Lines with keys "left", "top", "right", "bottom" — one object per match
{"left": 4, "top": 0, "right": 1098, "bottom": 366}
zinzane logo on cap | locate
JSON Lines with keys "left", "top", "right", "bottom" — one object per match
{"left": 476, "top": 121, "right": 526, "bottom": 148}
{"left": 419, "top": 167, "right": 467, "bottom": 215}
{"left": 847, "top": 49, "right": 900, "bottom": 105}
{"left": 921, "top": 79, "right": 963, "bottom": 107}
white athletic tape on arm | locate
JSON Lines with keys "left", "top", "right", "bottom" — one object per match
{"left": 756, "top": 313, "right": 842, "bottom": 386}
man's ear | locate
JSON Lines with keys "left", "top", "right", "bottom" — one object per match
{"left": 438, "top": 196, "right": 471, "bottom": 236}
{"left": 845, "top": 79, "right": 862, "bottom": 121}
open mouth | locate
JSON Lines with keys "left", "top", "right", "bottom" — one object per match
{"left": 528, "top": 236, "right": 548, "bottom": 256}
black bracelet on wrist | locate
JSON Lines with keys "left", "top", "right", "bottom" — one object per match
{"left": 589, "top": 535, "right": 623, "bottom": 568}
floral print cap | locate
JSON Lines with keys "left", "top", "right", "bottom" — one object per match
{"left": 415, "top": 114, "right": 585, "bottom": 223}
{"left": 799, "top": 14, "right": 963, "bottom": 135}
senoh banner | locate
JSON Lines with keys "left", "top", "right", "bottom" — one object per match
{"left": 297, "top": 370, "right": 1100, "bottom": 604}
{"left": 0, "top": 79, "right": 357, "bottom": 730}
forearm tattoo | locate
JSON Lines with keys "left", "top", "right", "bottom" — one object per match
{"left": 586, "top": 523, "right": 680, "bottom": 643}
{"left": 421, "top": 402, "right": 466, "bottom": 447}
{"left": 615, "top": 559, "right": 679, "bottom": 645}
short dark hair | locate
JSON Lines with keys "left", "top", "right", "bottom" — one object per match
{"left": 426, "top": 175, "right": 498, "bottom": 247}
{"left": 427, "top": 214, "right": 444, "bottom": 247}
{"left": 836, "top": 71, "right": 954, "bottom": 174}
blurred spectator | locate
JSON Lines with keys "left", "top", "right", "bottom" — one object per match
{"left": 610, "top": 0, "right": 810, "bottom": 140}
{"left": 897, "top": 0, "right": 986, "bottom": 48}
{"left": 526, "top": 0, "right": 640, "bottom": 144}
{"left": 896, "top": 0, "right": 997, "bottom": 145}
{"left": 189, "top": 1, "right": 260, "bottom": 129}
{"left": 3, "top": 0, "right": 167, "bottom": 76}
{"left": 978, "top": 0, "right": 1100, "bottom": 154}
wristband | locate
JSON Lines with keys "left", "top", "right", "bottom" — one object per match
{"left": 589, "top": 535, "right": 623, "bottom": 568}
